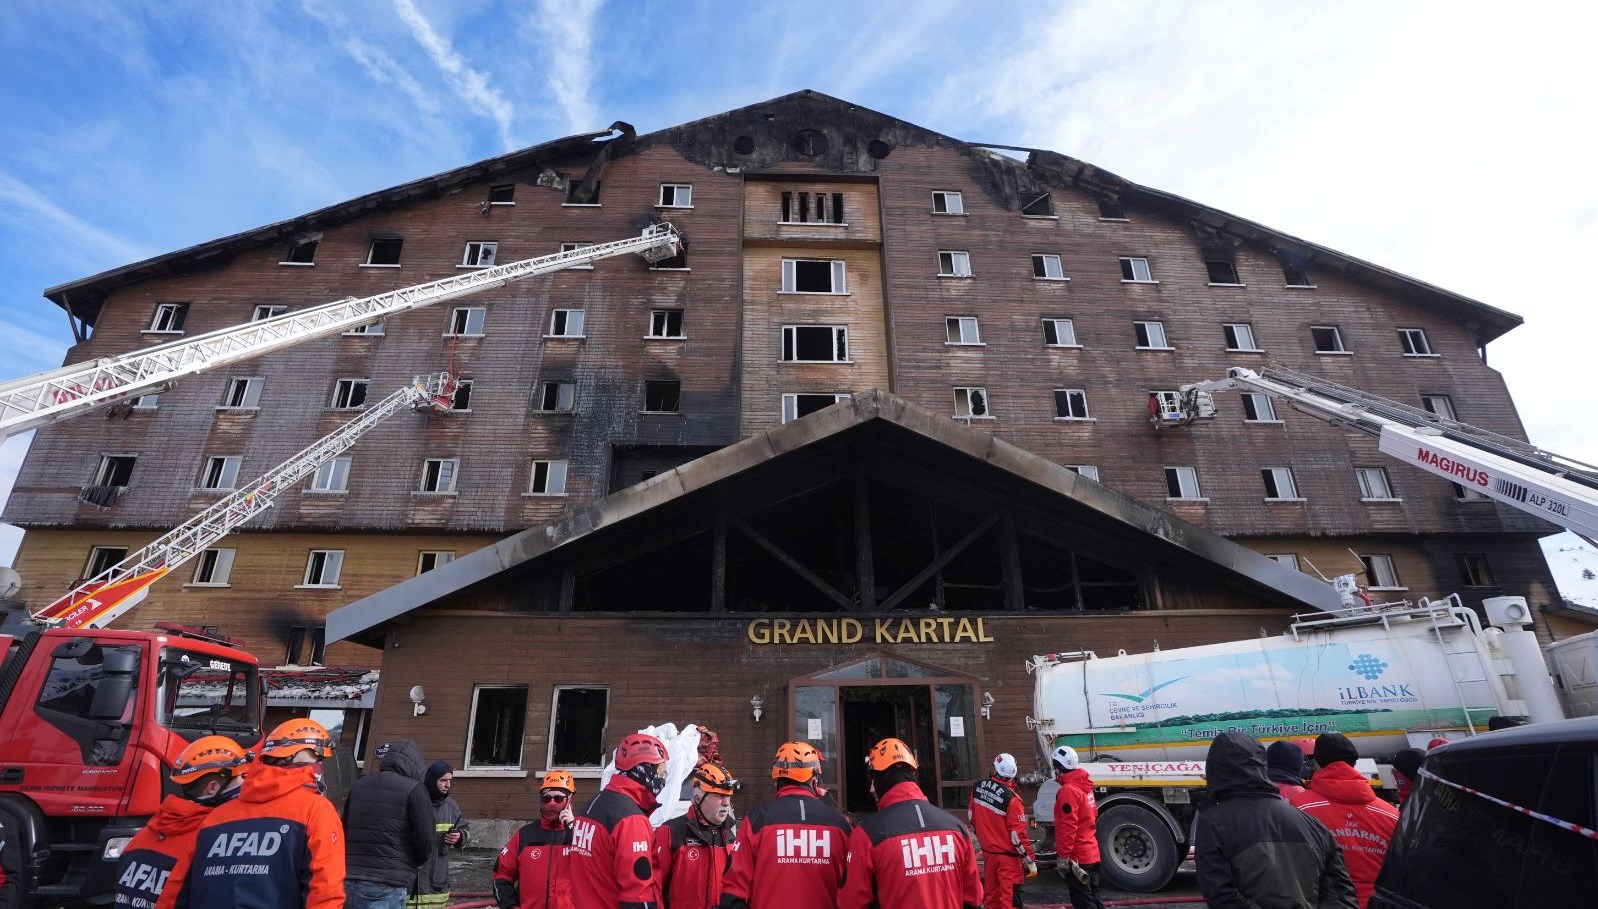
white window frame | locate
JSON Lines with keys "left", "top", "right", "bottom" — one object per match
{"left": 781, "top": 393, "right": 850, "bottom": 424}
{"left": 1053, "top": 388, "right": 1092, "bottom": 421}
{"left": 1356, "top": 467, "right": 1399, "bottom": 501}
{"left": 1067, "top": 465, "right": 1100, "bottom": 481}
{"left": 1134, "top": 320, "right": 1172, "bottom": 350}
{"left": 1223, "top": 323, "right": 1260, "bottom": 352}
{"left": 419, "top": 458, "right": 459, "bottom": 494}
{"left": 417, "top": 551, "right": 456, "bottom": 574}
{"left": 330, "top": 379, "right": 369, "bottom": 410}
{"left": 448, "top": 379, "right": 473, "bottom": 412}
{"left": 1031, "top": 254, "right": 1067, "bottom": 281}
{"left": 1205, "top": 259, "right": 1243, "bottom": 286}
{"left": 658, "top": 183, "right": 693, "bottom": 208}
{"left": 1119, "top": 257, "right": 1155, "bottom": 283}
{"left": 190, "top": 548, "right": 236, "bottom": 586}
{"left": 300, "top": 549, "right": 344, "bottom": 588}
{"left": 1240, "top": 393, "right": 1280, "bottom": 423}
{"left": 199, "top": 456, "right": 242, "bottom": 491}
{"left": 309, "top": 457, "right": 351, "bottom": 493}
{"left": 931, "top": 191, "right": 965, "bottom": 215}
{"left": 1454, "top": 482, "right": 1490, "bottom": 502}
{"left": 131, "top": 394, "right": 160, "bottom": 410}
{"left": 953, "top": 387, "right": 991, "bottom": 419}
{"left": 945, "top": 317, "right": 982, "bottom": 346}
{"left": 363, "top": 238, "right": 403, "bottom": 267}
{"left": 487, "top": 183, "right": 516, "bottom": 205}
{"left": 1361, "top": 554, "right": 1405, "bottom": 590}
{"left": 780, "top": 259, "right": 847, "bottom": 294}
{"left": 545, "top": 685, "right": 610, "bottom": 772}
{"left": 1164, "top": 466, "right": 1203, "bottom": 500}
{"left": 1261, "top": 467, "right": 1303, "bottom": 501}
{"left": 1283, "top": 264, "right": 1314, "bottom": 288}
{"left": 252, "top": 305, "right": 288, "bottom": 322}
{"left": 1043, "top": 318, "right": 1079, "bottom": 348}
{"left": 782, "top": 325, "right": 849, "bottom": 362}
{"left": 1399, "top": 328, "right": 1435, "bottom": 357}
{"left": 147, "top": 303, "right": 188, "bottom": 333}
{"left": 559, "top": 242, "right": 596, "bottom": 269}
{"left": 465, "top": 684, "right": 530, "bottom": 771}
{"left": 937, "top": 250, "right": 973, "bottom": 278}
{"left": 92, "top": 455, "right": 136, "bottom": 488}
{"left": 648, "top": 309, "right": 685, "bottom": 339}
{"left": 536, "top": 381, "right": 576, "bottom": 413}
{"left": 528, "top": 459, "right": 569, "bottom": 496}
{"left": 85, "top": 546, "right": 128, "bottom": 578}
{"left": 447, "top": 307, "right": 486, "bottom": 337}
{"left": 1311, "top": 325, "right": 1348, "bottom": 354}
{"left": 343, "top": 321, "right": 385, "bottom": 336}
{"left": 547, "top": 309, "right": 586, "bottom": 338}
{"left": 218, "top": 378, "right": 263, "bottom": 410}
{"left": 461, "top": 241, "right": 498, "bottom": 268}
{"left": 1421, "top": 394, "right": 1457, "bottom": 421}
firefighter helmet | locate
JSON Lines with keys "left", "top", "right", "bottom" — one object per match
{"left": 691, "top": 761, "right": 741, "bottom": 796}
{"left": 865, "top": 738, "right": 919, "bottom": 772}
{"left": 1051, "top": 744, "right": 1080, "bottom": 772}
{"left": 772, "top": 742, "right": 824, "bottom": 784}
{"left": 993, "top": 752, "right": 1018, "bottom": 780}
{"left": 171, "top": 735, "right": 248, "bottom": 785}
{"left": 541, "top": 770, "right": 576, "bottom": 794}
{"left": 260, "top": 718, "right": 335, "bottom": 761}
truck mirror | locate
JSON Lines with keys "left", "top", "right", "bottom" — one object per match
{"left": 87, "top": 649, "right": 139, "bottom": 721}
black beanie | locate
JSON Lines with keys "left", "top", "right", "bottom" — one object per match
{"left": 870, "top": 765, "right": 918, "bottom": 797}
{"left": 1391, "top": 748, "right": 1425, "bottom": 780}
{"left": 1313, "top": 732, "right": 1359, "bottom": 767}
{"left": 1264, "top": 740, "right": 1305, "bottom": 784}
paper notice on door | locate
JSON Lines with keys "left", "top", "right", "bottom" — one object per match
{"left": 949, "top": 716, "right": 965, "bottom": 737}
{"left": 808, "top": 718, "right": 823, "bottom": 740}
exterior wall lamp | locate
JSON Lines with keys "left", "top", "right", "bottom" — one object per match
{"left": 981, "top": 691, "right": 994, "bottom": 720}
{"left": 409, "top": 685, "right": 428, "bottom": 717}
{"left": 750, "top": 695, "right": 765, "bottom": 723}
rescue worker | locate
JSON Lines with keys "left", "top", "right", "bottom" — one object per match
{"left": 176, "top": 718, "right": 346, "bottom": 909}
{"left": 493, "top": 771, "right": 577, "bottom": 909}
{"left": 969, "top": 753, "right": 1036, "bottom": 909}
{"left": 655, "top": 762, "right": 739, "bottom": 909}
{"left": 1390, "top": 748, "right": 1425, "bottom": 805}
{"left": 839, "top": 738, "right": 982, "bottom": 909}
{"left": 1265, "top": 740, "right": 1308, "bottom": 800}
{"left": 679, "top": 726, "right": 725, "bottom": 801}
{"left": 569, "top": 734, "right": 669, "bottom": 909}
{"left": 719, "top": 742, "right": 851, "bottom": 909}
{"left": 1290, "top": 732, "right": 1399, "bottom": 908}
{"left": 1050, "top": 745, "right": 1103, "bottom": 909}
{"left": 115, "top": 735, "right": 248, "bottom": 909}
{"left": 410, "top": 761, "right": 469, "bottom": 909}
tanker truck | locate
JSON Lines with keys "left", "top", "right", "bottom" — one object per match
{"left": 1026, "top": 593, "right": 1596, "bottom": 892}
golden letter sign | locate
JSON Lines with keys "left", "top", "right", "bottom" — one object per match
{"left": 746, "top": 617, "right": 994, "bottom": 645}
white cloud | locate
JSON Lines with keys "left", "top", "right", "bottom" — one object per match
{"left": 525, "top": 0, "right": 603, "bottom": 134}
{"left": 392, "top": 0, "right": 518, "bottom": 147}
{"left": 0, "top": 170, "right": 149, "bottom": 267}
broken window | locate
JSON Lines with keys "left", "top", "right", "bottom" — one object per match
{"left": 1032, "top": 254, "right": 1066, "bottom": 280}
{"left": 548, "top": 309, "right": 585, "bottom": 337}
{"left": 200, "top": 456, "right": 241, "bottom": 490}
{"left": 1241, "top": 393, "right": 1278, "bottom": 422}
{"left": 953, "top": 387, "right": 990, "bottom": 418}
{"left": 1456, "top": 553, "right": 1496, "bottom": 587}
{"left": 93, "top": 455, "right": 136, "bottom": 487}
{"left": 1066, "top": 465, "right": 1100, "bottom": 481}
{"left": 537, "top": 382, "right": 576, "bottom": 412}
{"left": 462, "top": 241, "right": 498, "bottom": 267}
{"left": 565, "top": 180, "right": 600, "bottom": 204}
{"left": 310, "top": 458, "right": 351, "bottom": 492}
{"left": 782, "top": 325, "right": 848, "bottom": 362}
{"left": 331, "top": 379, "right": 369, "bottom": 410}
{"left": 1223, "top": 323, "right": 1259, "bottom": 351}
{"left": 191, "top": 548, "right": 235, "bottom": 585}
{"left": 932, "top": 191, "right": 964, "bottom": 215}
{"left": 131, "top": 394, "right": 159, "bottom": 409}
{"left": 469, "top": 685, "right": 529, "bottom": 770}
{"left": 1043, "top": 318, "right": 1077, "bottom": 347}
{"left": 658, "top": 184, "right": 693, "bottom": 207}
{"left": 1283, "top": 263, "right": 1313, "bottom": 286}
{"left": 1261, "top": 467, "right": 1300, "bottom": 500}
{"left": 1420, "top": 394, "right": 1456, "bottom": 421}
{"left": 302, "top": 550, "right": 344, "bottom": 587}
{"left": 449, "top": 380, "right": 473, "bottom": 411}
{"left": 84, "top": 546, "right": 128, "bottom": 579}
{"left": 1054, "top": 389, "right": 1090, "bottom": 420}
{"left": 937, "top": 251, "right": 972, "bottom": 277}
{"left": 1360, "top": 553, "right": 1402, "bottom": 589}
{"left": 649, "top": 246, "right": 688, "bottom": 269}
{"left": 644, "top": 381, "right": 681, "bottom": 413}
{"left": 1310, "top": 325, "right": 1346, "bottom": 353}
{"left": 529, "top": 459, "right": 569, "bottom": 495}
{"left": 649, "top": 310, "right": 685, "bottom": 338}
{"left": 417, "top": 551, "right": 456, "bottom": 574}
{"left": 1454, "top": 482, "right": 1490, "bottom": 501}
{"left": 559, "top": 242, "right": 596, "bottom": 269}
{"left": 1134, "top": 321, "right": 1171, "bottom": 349}
{"left": 781, "top": 393, "right": 848, "bottom": 423}
{"left": 1164, "top": 466, "right": 1202, "bottom": 499}
{"left": 779, "top": 191, "right": 845, "bottom": 224}
{"left": 487, "top": 183, "right": 516, "bottom": 204}
{"left": 284, "top": 239, "right": 318, "bottom": 264}
{"left": 1399, "top": 328, "right": 1433, "bottom": 356}
{"left": 1097, "top": 199, "right": 1127, "bottom": 220}
{"left": 1119, "top": 257, "right": 1154, "bottom": 282}
{"left": 420, "top": 458, "right": 458, "bottom": 493}
{"left": 344, "top": 321, "right": 385, "bottom": 336}
{"left": 945, "top": 317, "right": 981, "bottom": 345}
{"left": 547, "top": 686, "right": 606, "bottom": 768}
{"left": 781, "top": 259, "right": 846, "bottom": 293}
{"left": 252, "top": 305, "right": 288, "bottom": 322}
{"left": 1021, "top": 193, "right": 1055, "bottom": 217}
{"left": 448, "top": 307, "right": 486, "bottom": 336}
{"left": 1205, "top": 260, "right": 1241, "bottom": 284}
{"left": 149, "top": 303, "right": 189, "bottom": 333}
{"left": 220, "top": 378, "right": 264, "bottom": 409}
{"left": 365, "top": 238, "right": 403, "bottom": 266}
{"left": 1356, "top": 467, "right": 1396, "bottom": 500}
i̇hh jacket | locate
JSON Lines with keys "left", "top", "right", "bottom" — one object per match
{"left": 493, "top": 817, "right": 573, "bottom": 909}
{"left": 569, "top": 774, "right": 660, "bottom": 909}
{"left": 717, "top": 786, "right": 852, "bottom": 909}
{"left": 838, "top": 781, "right": 982, "bottom": 909}
{"left": 654, "top": 807, "right": 736, "bottom": 909}
{"left": 114, "top": 795, "right": 214, "bottom": 909}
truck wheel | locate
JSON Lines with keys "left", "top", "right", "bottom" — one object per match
{"left": 1096, "top": 804, "right": 1178, "bottom": 892}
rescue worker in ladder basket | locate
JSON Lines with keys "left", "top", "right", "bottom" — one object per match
{"left": 493, "top": 771, "right": 577, "bottom": 909}
{"left": 839, "top": 738, "right": 982, "bottom": 909}
{"left": 718, "top": 742, "right": 852, "bottom": 909}
{"left": 569, "top": 734, "right": 669, "bottom": 909}
{"left": 655, "top": 762, "right": 740, "bottom": 909}
{"left": 115, "top": 735, "right": 248, "bottom": 909}
{"left": 969, "top": 753, "right": 1037, "bottom": 909}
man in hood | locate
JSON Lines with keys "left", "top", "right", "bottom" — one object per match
{"left": 1289, "top": 733, "right": 1399, "bottom": 908}
{"left": 343, "top": 739, "right": 437, "bottom": 909}
{"left": 116, "top": 735, "right": 248, "bottom": 909}
{"left": 410, "top": 761, "right": 469, "bottom": 908}
{"left": 1265, "top": 740, "right": 1308, "bottom": 799}
{"left": 1194, "top": 732, "right": 1356, "bottom": 909}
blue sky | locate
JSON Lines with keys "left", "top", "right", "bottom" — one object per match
{"left": 3, "top": 1, "right": 1596, "bottom": 582}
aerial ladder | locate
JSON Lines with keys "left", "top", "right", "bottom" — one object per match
{"left": 1168, "top": 366, "right": 1598, "bottom": 542}
{"left": 0, "top": 222, "right": 682, "bottom": 438}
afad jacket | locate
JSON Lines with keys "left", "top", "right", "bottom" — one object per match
{"left": 838, "top": 781, "right": 982, "bottom": 909}
{"left": 493, "top": 818, "right": 573, "bottom": 909}
{"left": 114, "top": 795, "right": 214, "bottom": 909}
{"left": 653, "top": 808, "right": 736, "bottom": 909}
{"left": 1291, "top": 762, "right": 1400, "bottom": 908}
{"left": 718, "top": 787, "right": 852, "bottom": 909}
{"left": 568, "top": 775, "right": 660, "bottom": 909}
{"left": 968, "top": 776, "right": 1034, "bottom": 861}
{"left": 175, "top": 761, "right": 346, "bottom": 909}
{"left": 1052, "top": 769, "right": 1101, "bottom": 865}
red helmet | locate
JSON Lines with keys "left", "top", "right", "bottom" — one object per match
{"left": 615, "top": 734, "right": 668, "bottom": 771}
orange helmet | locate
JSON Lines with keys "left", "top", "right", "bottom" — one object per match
{"left": 866, "top": 738, "right": 919, "bottom": 772}
{"left": 541, "top": 770, "right": 576, "bottom": 794}
{"left": 772, "top": 742, "right": 824, "bottom": 784}
{"left": 614, "top": 734, "right": 669, "bottom": 771}
{"left": 259, "top": 718, "right": 335, "bottom": 761}
{"left": 691, "top": 761, "right": 741, "bottom": 796}
{"left": 172, "top": 735, "right": 248, "bottom": 785}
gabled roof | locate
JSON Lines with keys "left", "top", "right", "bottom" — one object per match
{"left": 327, "top": 389, "right": 1342, "bottom": 646}
{"left": 46, "top": 89, "right": 1520, "bottom": 340}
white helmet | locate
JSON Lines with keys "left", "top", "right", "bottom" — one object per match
{"left": 1051, "top": 745, "right": 1080, "bottom": 772}
{"left": 993, "top": 753, "right": 1018, "bottom": 779}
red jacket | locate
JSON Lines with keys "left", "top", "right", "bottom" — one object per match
{"left": 494, "top": 818, "right": 573, "bottom": 909}
{"left": 1053, "top": 769, "right": 1100, "bottom": 865}
{"left": 719, "top": 787, "right": 851, "bottom": 909}
{"left": 838, "top": 781, "right": 982, "bottom": 909}
{"left": 968, "top": 776, "right": 1033, "bottom": 860}
{"left": 116, "top": 795, "right": 214, "bottom": 909}
{"left": 569, "top": 775, "right": 660, "bottom": 909}
{"left": 653, "top": 808, "right": 735, "bottom": 909}
{"left": 1291, "top": 762, "right": 1399, "bottom": 908}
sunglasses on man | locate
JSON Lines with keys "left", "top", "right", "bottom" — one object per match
{"left": 541, "top": 793, "right": 569, "bottom": 803}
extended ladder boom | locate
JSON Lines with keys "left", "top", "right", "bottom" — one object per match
{"left": 0, "top": 223, "right": 681, "bottom": 437}
{"left": 1176, "top": 367, "right": 1598, "bottom": 540}
{"left": 32, "top": 373, "right": 456, "bottom": 630}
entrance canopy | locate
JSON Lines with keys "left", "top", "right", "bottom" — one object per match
{"left": 329, "top": 391, "right": 1338, "bottom": 646}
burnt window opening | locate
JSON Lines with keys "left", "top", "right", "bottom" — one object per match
{"left": 1098, "top": 199, "right": 1127, "bottom": 219}
{"left": 537, "top": 381, "right": 576, "bottom": 412}
{"left": 779, "top": 191, "right": 845, "bottom": 224}
{"left": 284, "top": 239, "right": 318, "bottom": 264}
{"left": 487, "top": 183, "right": 516, "bottom": 204}
{"left": 450, "top": 380, "right": 473, "bottom": 411}
{"left": 365, "top": 238, "right": 403, "bottom": 266}
{"left": 331, "top": 379, "right": 369, "bottom": 410}
{"left": 1021, "top": 193, "right": 1055, "bottom": 217}
{"left": 644, "top": 381, "right": 681, "bottom": 413}
{"left": 94, "top": 456, "right": 137, "bottom": 487}
{"left": 650, "top": 247, "right": 688, "bottom": 269}
{"left": 792, "top": 129, "right": 829, "bottom": 156}
{"left": 733, "top": 135, "right": 756, "bottom": 154}
{"left": 85, "top": 546, "right": 128, "bottom": 578}
{"left": 1283, "top": 263, "right": 1313, "bottom": 286}
{"left": 649, "top": 309, "right": 685, "bottom": 338}
{"left": 1206, "top": 260, "right": 1241, "bottom": 284}
{"left": 867, "top": 139, "right": 892, "bottom": 159}
{"left": 468, "top": 685, "right": 528, "bottom": 769}
{"left": 566, "top": 180, "right": 600, "bottom": 204}
{"left": 782, "top": 325, "right": 848, "bottom": 362}
{"left": 549, "top": 687, "right": 608, "bottom": 767}
{"left": 1311, "top": 325, "right": 1346, "bottom": 353}
{"left": 529, "top": 460, "right": 569, "bottom": 495}
{"left": 149, "top": 303, "right": 189, "bottom": 333}
{"left": 781, "top": 393, "right": 847, "bottom": 423}
{"left": 284, "top": 626, "right": 326, "bottom": 666}
{"left": 784, "top": 259, "right": 844, "bottom": 293}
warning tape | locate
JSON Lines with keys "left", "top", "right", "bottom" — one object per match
{"left": 1418, "top": 767, "right": 1598, "bottom": 841}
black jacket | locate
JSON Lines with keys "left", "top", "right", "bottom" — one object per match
{"left": 1194, "top": 733, "right": 1357, "bottom": 909}
{"left": 343, "top": 739, "right": 437, "bottom": 887}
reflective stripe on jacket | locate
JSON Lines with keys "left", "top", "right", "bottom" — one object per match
{"left": 493, "top": 821, "right": 573, "bottom": 909}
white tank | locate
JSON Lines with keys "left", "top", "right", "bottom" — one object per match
{"left": 1032, "top": 602, "right": 1516, "bottom": 762}
{"left": 1547, "top": 631, "right": 1598, "bottom": 718}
